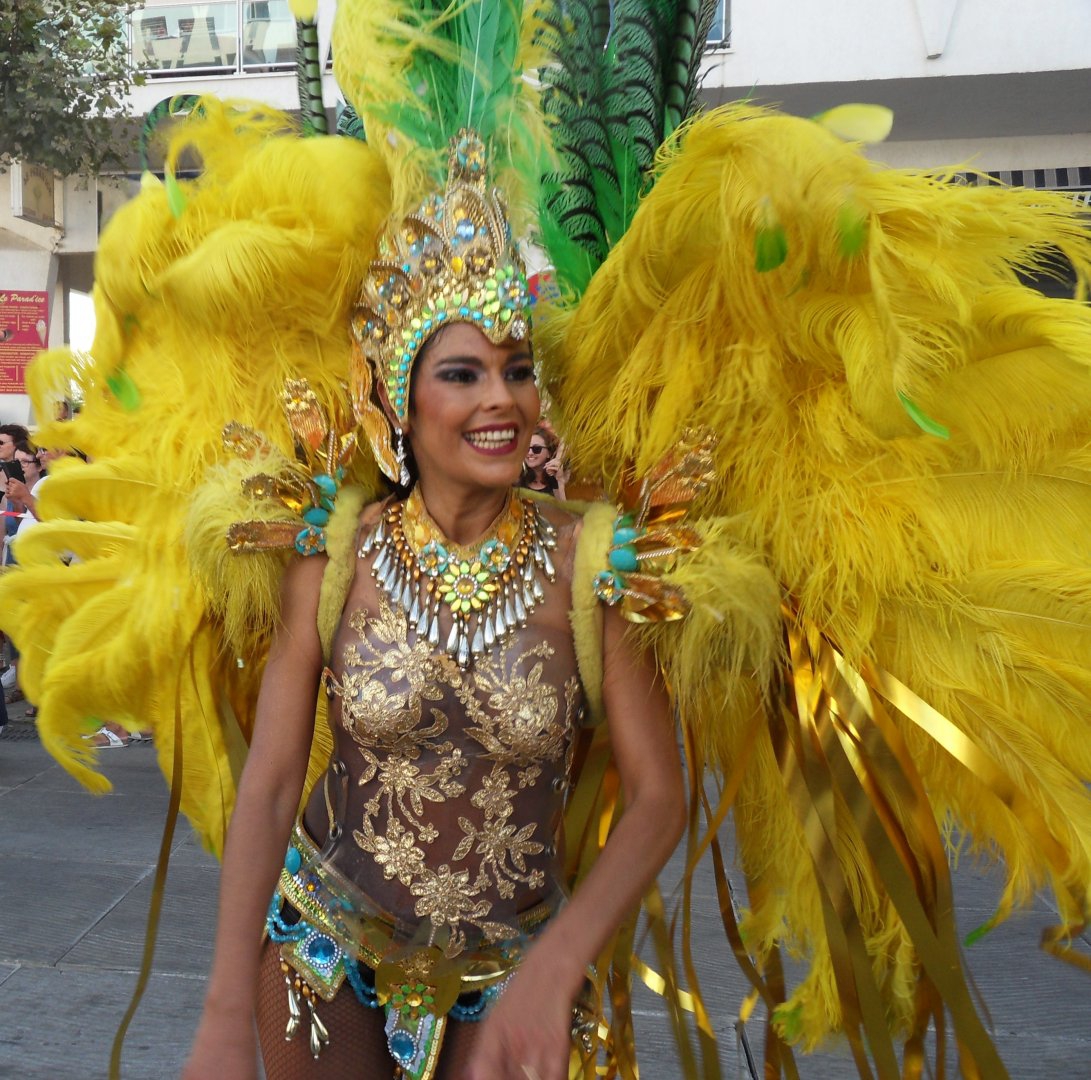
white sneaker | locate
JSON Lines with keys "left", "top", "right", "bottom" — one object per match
{"left": 1, "top": 666, "right": 16, "bottom": 690}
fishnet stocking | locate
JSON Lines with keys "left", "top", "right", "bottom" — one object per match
{"left": 256, "top": 940, "right": 568, "bottom": 1079}
{"left": 434, "top": 1019, "right": 481, "bottom": 1080}
{"left": 256, "top": 938, "right": 394, "bottom": 1080}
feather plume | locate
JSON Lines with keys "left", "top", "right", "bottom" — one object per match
{"left": 331, "top": 0, "right": 552, "bottom": 228}
{"left": 547, "top": 102, "right": 1091, "bottom": 1052}
{"left": 537, "top": 0, "right": 719, "bottom": 298}
{"left": 0, "top": 99, "right": 389, "bottom": 853}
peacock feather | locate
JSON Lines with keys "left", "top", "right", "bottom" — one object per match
{"left": 538, "top": 0, "right": 720, "bottom": 299}
{"left": 293, "top": 10, "right": 328, "bottom": 136}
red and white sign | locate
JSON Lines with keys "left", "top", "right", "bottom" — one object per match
{"left": 0, "top": 290, "right": 48, "bottom": 393}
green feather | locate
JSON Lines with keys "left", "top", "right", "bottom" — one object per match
{"left": 140, "top": 95, "right": 201, "bottom": 170}
{"left": 105, "top": 369, "right": 141, "bottom": 412}
{"left": 163, "top": 165, "right": 187, "bottom": 220}
{"left": 295, "top": 16, "right": 327, "bottom": 136}
{"left": 837, "top": 194, "right": 869, "bottom": 257}
{"left": 663, "top": 0, "right": 718, "bottom": 135}
{"left": 459, "top": 0, "right": 501, "bottom": 130}
{"left": 754, "top": 223, "right": 788, "bottom": 272}
{"left": 603, "top": 1, "right": 664, "bottom": 173}
{"left": 898, "top": 392, "right": 951, "bottom": 439}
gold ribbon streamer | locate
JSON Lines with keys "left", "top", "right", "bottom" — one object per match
{"left": 108, "top": 633, "right": 193, "bottom": 1080}
{"left": 778, "top": 601, "right": 1023, "bottom": 1079}
{"left": 860, "top": 660, "right": 1090, "bottom": 968}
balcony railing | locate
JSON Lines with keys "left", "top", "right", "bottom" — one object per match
{"left": 132, "top": 2, "right": 297, "bottom": 76}
{"left": 133, "top": 1, "right": 730, "bottom": 80}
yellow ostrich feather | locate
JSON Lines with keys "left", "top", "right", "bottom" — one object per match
{"left": 0, "top": 100, "right": 391, "bottom": 854}
{"left": 546, "top": 103, "right": 1091, "bottom": 1056}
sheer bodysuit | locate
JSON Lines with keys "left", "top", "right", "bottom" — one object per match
{"left": 299, "top": 503, "right": 587, "bottom": 959}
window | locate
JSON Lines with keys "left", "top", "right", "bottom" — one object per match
{"left": 706, "top": 0, "right": 731, "bottom": 49}
{"left": 131, "top": 1, "right": 296, "bottom": 77}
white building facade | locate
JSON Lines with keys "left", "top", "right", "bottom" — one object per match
{"left": 2, "top": 0, "right": 1089, "bottom": 422}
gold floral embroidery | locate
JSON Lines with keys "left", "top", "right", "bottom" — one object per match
{"left": 327, "top": 596, "right": 582, "bottom": 954}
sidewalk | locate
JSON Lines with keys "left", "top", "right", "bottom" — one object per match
{"left": 1, "top": 706, "right": 1088, "bottom": 1079}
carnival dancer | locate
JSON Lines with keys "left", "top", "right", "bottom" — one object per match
{"left": 2, "top": 2, "right": 1091, "bottom": 1079}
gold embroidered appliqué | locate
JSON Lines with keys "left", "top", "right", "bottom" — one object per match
{"left": 328, "top": 597, "right": 579, "bottom": 954}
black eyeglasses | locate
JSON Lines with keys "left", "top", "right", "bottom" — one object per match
{"left": 528, "top": 445, "right": 548, "bottom": 454}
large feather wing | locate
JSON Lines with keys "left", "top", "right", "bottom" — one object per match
{"left": 0, "top": 103, "right": 390, "bottom": 853}
{"left": 547, "top": 103, "right": 1091, "bottom": 1062}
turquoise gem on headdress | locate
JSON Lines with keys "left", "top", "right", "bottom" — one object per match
{"left": 594, "top": 569, "right": 625, "bottom": 605}
{"left": 455, "top": 218, "right": 475, "bottom": 244}
{"left": 295, "top": 525, "right": 326, "bottom": 556}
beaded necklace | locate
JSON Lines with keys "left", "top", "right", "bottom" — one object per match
{"left": 359, "top": 487, "right": 556, "bottom": 667}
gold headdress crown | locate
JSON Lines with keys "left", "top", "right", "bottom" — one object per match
{"left": 350, "top": 129, "right": 532, "bottom": 478}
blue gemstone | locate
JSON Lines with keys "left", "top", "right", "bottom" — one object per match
{"left": 304, "top": 506, "right": 330, "bottom": 527}
{"left": 389, "top": 1030, "right": 415, "bottom": 1063}
{"left": 455, "top": 219, "right": 475, "bottom": 242}
{"left": 284, "top": 847, "right": 302, "bottom": 875}
{"left": 307, "top": 934, "right": 337, "bottom": 965}
{"left": 613, "top": 526, "right": 640, "bottom": 546}
{"left": 609, "top": 545, "right": 639, "bottom": 573}
{"left": 313, "top": 474, "right": 337, "bottom": 497}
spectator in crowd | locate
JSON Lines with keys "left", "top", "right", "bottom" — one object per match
{"left": 519, "top": 422, "right": 567, "bottom": 499}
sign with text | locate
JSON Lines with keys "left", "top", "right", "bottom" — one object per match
{"left": 0, "top": 291, "right": 48, "bottom": 392}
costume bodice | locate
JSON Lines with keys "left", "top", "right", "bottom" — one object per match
{"left": 302, "top": 501, "right": 585, "bottom": 956}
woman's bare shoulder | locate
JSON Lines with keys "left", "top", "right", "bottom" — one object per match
{"left": 534, "top": 498, "right": 585, "bottom": 530}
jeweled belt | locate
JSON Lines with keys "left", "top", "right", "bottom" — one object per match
{"left": 266, "top": 816, "right": 562, "bottom": 1078}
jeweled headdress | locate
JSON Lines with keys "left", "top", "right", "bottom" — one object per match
{"left": 349, "top": 129, "right": 532, "bottom": 481}
{"left": 325, "top": 1, "right": 553, "bottom": 484}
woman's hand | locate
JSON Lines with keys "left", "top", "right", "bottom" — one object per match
{"left": 542, "top": 457, "right": 566, "bottom": 481}
{"left": 463, "top": 949, "right": 581, "bottom": 1080}
{"left": 182, "top": 1007, "right": 258, "bottom": 1080}
{"left": 5, "top": 478, "right": 32, "bottom": 512}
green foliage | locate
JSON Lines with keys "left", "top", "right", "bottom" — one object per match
{"left": 0, "top": 0, "right": 144, "bottom": 176}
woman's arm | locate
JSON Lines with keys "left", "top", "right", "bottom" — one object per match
{"left": 467, "top": 605, "right": 686, "bottom": 1080}
{"left": 183, "top": 554, "right": 326, "bottom": 1080}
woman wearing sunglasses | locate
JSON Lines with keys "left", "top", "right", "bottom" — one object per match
{"left": 520, "top": 425, "right": 566, "bottom": 499}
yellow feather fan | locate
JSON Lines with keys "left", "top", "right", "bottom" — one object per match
{"left": 1, "top": 101, "right": 390, "bottom": 853}
{"left": 544, "top": 103, "right": 1091, "bottom": 1063}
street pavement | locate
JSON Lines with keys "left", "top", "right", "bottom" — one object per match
{"left": 1, "top": 704, "right": 1088, "bottom": 1079}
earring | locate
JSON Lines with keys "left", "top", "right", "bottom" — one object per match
{"left": 395, "top": 426, "right": 410, "bottom": 487}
